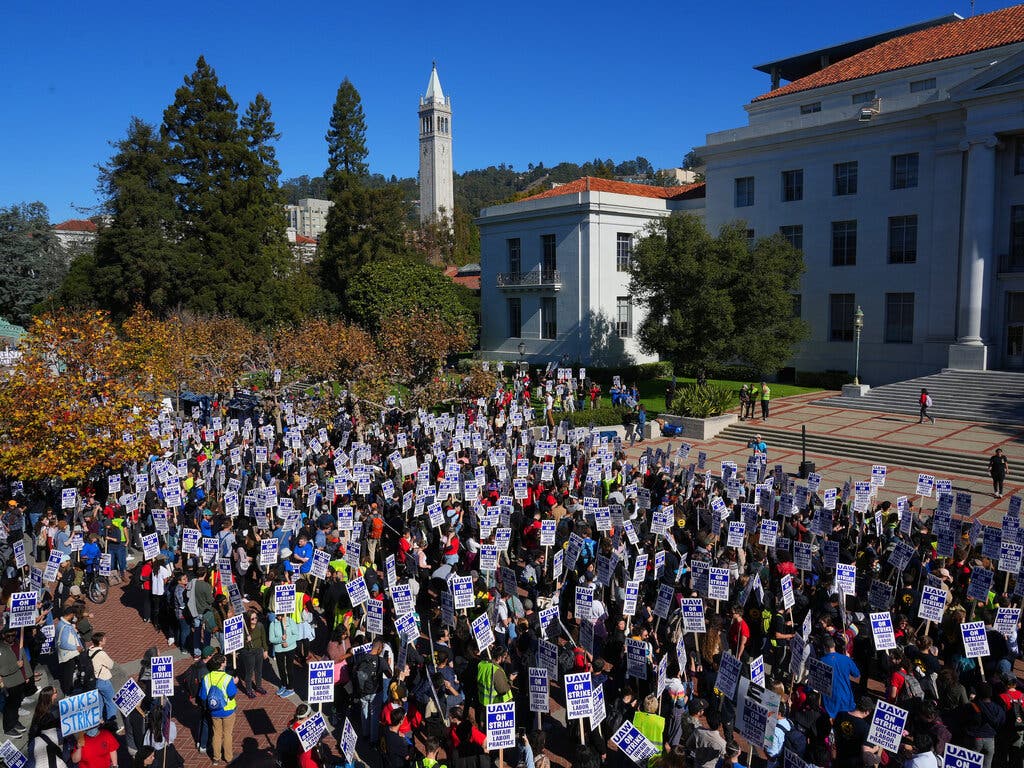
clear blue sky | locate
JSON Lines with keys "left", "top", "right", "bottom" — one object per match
{"left": 0, "top": 0, "right": 1005, "bottom": 221}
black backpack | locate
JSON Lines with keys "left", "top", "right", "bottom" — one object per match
{"left": 352, "top": 653, "right": 380, "bottom": 697}
{"left": 780, "top": 719, "right": 807, "bottom": 757}
{"left": 72, "top": 649, "right": 99, "bottom": 693}
{"left": 1008, "top": 698, "right": 1024, "bottom": 733}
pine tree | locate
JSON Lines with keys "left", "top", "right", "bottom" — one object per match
{"left": 319, "top": 77, "right": 409, "bottom": 312}
{"left": 324, "top": 78, "right": 368, "bottom": 192}
{"left": 161, "top": 57, "right": 306, "bottom": 326}
{"left": 85, "top": 117, "right": 183, "bottom": 317}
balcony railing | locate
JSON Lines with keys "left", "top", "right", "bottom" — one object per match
{"left": 998, "top": 253, "right": 1024, "bottom": 273}
{"left": 496, "top": 270, "right": 562, "bottom": 289}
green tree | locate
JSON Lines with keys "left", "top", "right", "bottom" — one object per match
{"left": 344, "top": 255, "right": 477, "bottom": 339}
{"left": 161, "top": 57, "right": 306, "bottom": 326}
{"left": 630, "top": 213, "right": 806, "bottom": 379}
{"left": 324, "top": 78, "right": 368, "bottom": 192}
{"left": 83, "top": 117, "right": 183, "bottom": 316}
{"left": 0, "top": 202, "right": 67, "bottom": 325}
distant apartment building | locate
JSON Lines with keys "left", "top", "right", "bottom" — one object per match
{"left": 284, "top": 198, "right": 333, "bottom": 239}
{"left": 52, "top": 219, "right": 98, "bottom": 253}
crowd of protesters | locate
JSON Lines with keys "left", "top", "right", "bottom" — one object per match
{"left": 0, "top": 364, "right": 1021, "bottom": 768}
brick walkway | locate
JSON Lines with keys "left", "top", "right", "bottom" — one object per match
{"left": 628, "top": 391, "right": 1023, "bottom": 527}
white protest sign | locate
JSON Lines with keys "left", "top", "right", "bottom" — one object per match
{"left": 8, "top": 591, "right": 38, "bottom": 629}
{"left": 295, "top": 711, "right": 328, "bottom": 752}
{"left": 529, "top": 667, "right": 549, "bottom": 713}
{"left": 340, "top": 718, "right": 358, "bottom": 763}
{"left": 223, "top": 614, "right": 245, "bottom": 655}
{"left": 960, "top": 621, "right": 990, "bottom": 658}
{"left": 611, "top": 721, "right": 658, "bottom": 766}
{"left": 0, "top": 740, "right": 24, "bottom": 768}
{"left": 274, "top": 583, "right": 296, "bottom": 616}
{"left": 307, "top": 660, "right": 335, "bottom": 704}
{"left": 150, "top": 655, "right": 174, "bottom": 698}
{"left": 715, "top": 652, "right": 742, "bottom": 701}
{"left": 870, "top": 612, "right": 897, "bottom": 651}
{"left": 918, "top": 585, "right": 947, "bottom": 623}
{"left": 994, "top": 607, "right": 1021, "bottom": 637}
{"left": 681, "top": 598, "right": 706, "bottom": 633}
{"left": 564, "top": 672, "right": 593, "bottom": 720}
{"left": 486, "top": 702, "right": 516, "bottom": 750}
{"left": 114, "top": 678, "right": 145, "bottom": 717}
{"left": 709, "top": 567, "right": 730, "bottom": 601}
{"left": 867, "top": 700, "right": 908, "bottom": 753}
{"left": 472, "top": 612, "right": 494, "bottom": 653}
{"left": 943, "top": 743, "right": 984, "bottom": 768}
{"left": 346, "top": 576, "right": 369, "bottom": 607}
{"left": 366, "top": 598, "right": 384, "bottom": 636}
{"left": 58, "top": 689, "right": 103, "bottom": 737}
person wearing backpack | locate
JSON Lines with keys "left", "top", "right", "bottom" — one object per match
{"left": 764, "top": 703, "right": 806, "bottom": 768}
{"left": 198, "top": 652, "right": 238, "bottom": 766}
{"left": 890, "top": 650, "right": 924, "bottom": 705}
{"left": 353, "top": 640, "right": 390, "bottom": 742}
{"left": 88, "top": 633, "right": 118, "bottom": 724}
{"left": 997, "top": 673, "right": 1024, "bottom": 768}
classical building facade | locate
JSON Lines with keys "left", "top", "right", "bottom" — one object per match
{"left": 478, "top": 6, "right": 1024, "bottom": 383}
{"left": 477, "top": 178, "right": 704, "bottom": 365}
{"left": 698, "top": 5, "right": 1024, "bottom": 382}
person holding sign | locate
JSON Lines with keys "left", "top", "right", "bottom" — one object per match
{"left": 477, "top": 646, "right": 514, "bottom": 707}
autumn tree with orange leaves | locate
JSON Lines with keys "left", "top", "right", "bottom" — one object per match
{"left": 0, "top": 310, "right": 162, "bottom": 480}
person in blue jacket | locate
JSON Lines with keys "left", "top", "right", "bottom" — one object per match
{"left": 80, "top": 533, "right": 101, "bottom": 572}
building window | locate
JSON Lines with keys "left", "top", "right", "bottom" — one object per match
{"left": 779, "top": 225, "right": 803, "bottom": 252}
{"left": 831, "top": 220, "right": 857, "bottom": 266}
{"left": 746, "top": 229, "right": 756, "bottom": 249}
{"left": 793, "top": 293, "right": 802, "bottom": 319}
{"left": 885, "top": 292, "right": 915, "bottom": 344}
{"left": 829, "top": 294, "right": 856, "bottom": 342}
{"left": 851, "top": 90, "right": 876, "bottom": 104}
{"left": 616, "top": 297, "right": 632, "bottom": 338}
{"left": 616, "top": 233, "right": 633, "bottom": 272}
{"left": 1015, "top": 138, "right": 1024, "bottom": 175}
{"left": 782, "top": 169, "right": 803, "bottom": 202}
{"left": 735, "top": 176, "right": 755, "bottom": 207}
{"left": 800, "top": 102, "right": 821, "bottom": 114}
{"left": 888, "top": 215, "right": 918, "bottom": 264}
{"left": 507, "top": 298, "right": 522, "bottom": 338}
{"left": 891, "top": 153, "right": 919, "bottom": 189}
{"left": 910, "top": 78, "right": 936, "bottom": 92}
{"left": 541, "top": 297, "right": 557, "bottom": 340}
{"left": 507, "top": 238, "right": 521, "bottom": 277}
{"left": 1010, "top": 206, "right": 1024, "bottom": 268}
{"left": 541, "top": 234, "right": 557, "bottom": 277}
{"left": 833, "top": 161, "right": 858, "bottom": 195}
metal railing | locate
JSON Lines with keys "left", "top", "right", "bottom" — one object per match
{"left": 496, "top": 269, "right": 562, "bottom": 288}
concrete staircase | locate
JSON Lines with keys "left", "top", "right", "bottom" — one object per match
{"left": 810, "top": 369, "right": 1024, "bottom": 425}
{"left": 717, "top": 422, "right": 1022, "bottom": 483}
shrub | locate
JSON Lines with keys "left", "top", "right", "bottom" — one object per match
{"left": 795, "top": 369, "right": 849, "bottom": 390}
{"left": 566, "top": 406, "right": 659, "bottom": 428}
{"left": 670, "top": 384, "right": 736, "bottom": 418}
{"left": 580, "top": 361, "right": 673, "bottom": 385}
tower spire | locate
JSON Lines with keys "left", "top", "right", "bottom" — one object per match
{"left": 424, "top": 63, "right": 445, "bottom": 103}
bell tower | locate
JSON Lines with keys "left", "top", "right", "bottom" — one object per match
{"left": 418, "top": 63, "right": 454, "bottom": 225}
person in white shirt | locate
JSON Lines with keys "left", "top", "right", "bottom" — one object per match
{"left": 88, "top": 633, "right": 118, "bottom": 723}
{"left": 901, "top": 733, "right": 939, "bottom": 768}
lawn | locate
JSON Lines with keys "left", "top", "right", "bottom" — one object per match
{"left": 634, "top": 377, "right": 821, "bottom": 414}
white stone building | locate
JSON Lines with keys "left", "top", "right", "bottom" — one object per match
{"left": 478, "top": 5, "right": 1024, "bottom": 383}
{"left": 697, "top": 5, "right": 1024, "bottom": 383}
{"left": 477, "top": 178, "right": 704, "bottom": 365}
{"left": 419, "top": 64, "right": 454, "bottom": 224}
{"left": 284, "top": 198, "right": 332, "bottom": 239}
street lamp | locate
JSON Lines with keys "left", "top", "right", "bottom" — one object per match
{"left": 517, "top": 341, "right": 526, "bottom": 373}
{"left": 853, "top": 305, "right": 865, "bottom": 385}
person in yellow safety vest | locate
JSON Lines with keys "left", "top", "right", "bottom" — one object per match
{"left": 477, "top": 646, "right": 513, "bottom": 707}
{"left": 760, "top": 381, "right": 771, "bottom": 420}
{"left": 199, "top": 652, "right": 238, "bottom": 764}
{"left": 632, "top": 694, "right": 666, "bottom": 759}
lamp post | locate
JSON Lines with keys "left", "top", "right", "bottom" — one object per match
{"left": 853, "top": 305, "right": 865, "bottom": 385}
{"left": 517, "top": 341, "right": 526, "bottom": 374}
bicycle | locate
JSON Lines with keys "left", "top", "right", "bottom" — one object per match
{"left": 83, "top": 567, "right": 109, "bottom": 604}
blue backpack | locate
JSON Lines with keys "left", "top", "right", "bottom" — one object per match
{"left": 206, "top": 677, "right": 228, "bottom": 712}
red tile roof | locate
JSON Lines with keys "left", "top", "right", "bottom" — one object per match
{"left": 294, "top": 234, "right": 317, "bottom": 245}
{"left": 53, "top": 219, "right": 98, "bottom": 232}
{"left": 520, "top": 176, "right": 705, "bottom": 202}
{"left": 754, "top": 4, "right": 1024, "bottom": 102}
{"left": 452, "top": 275, "right": 481, "bottom": 291}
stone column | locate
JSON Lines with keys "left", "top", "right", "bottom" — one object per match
{"left": 949, "top": 136, "right": 998, "bottom": 370}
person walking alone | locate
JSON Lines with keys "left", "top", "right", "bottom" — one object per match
{"left": 918, "top": 388, "right": 935, "bottom": 424}
{"left": 760, "top": 381, "right": 771, "bottom": 420}
{"left": 989, "top": 448, "right": 1010, "bottom": 498}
